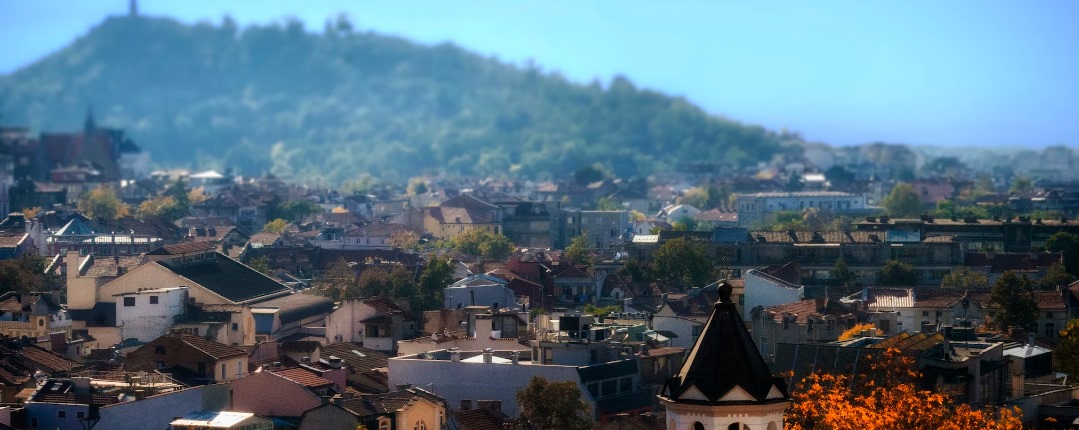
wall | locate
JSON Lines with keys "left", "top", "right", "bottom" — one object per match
{"left": 230, "top": 372, "right": 323, "bottom": 418}
{"left": 397, "top": 397, "right": 446, "bottom": 430}
{"left": 115, "top": 288, "right": 187, "bottom": 342}
{"left": 298, "top": 404, "right": 359, "bottom": 430}
{"left": 743, "top": 270, "right": 804, "bottom": 321}
{"left": 96, "top": 384, "right": 230, "bottom": 430}
{"left": 388, "top": 357, "right": 583, "bottom": 418}
{"left": 652, "top": 309, "right": 707, "bottom": 349}
{"left": 23, "top": 402, "right": 88, "bottom": 430}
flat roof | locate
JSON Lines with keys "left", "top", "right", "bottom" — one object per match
{"left": 170, "top": 411, "right": 254, "bottom": 427}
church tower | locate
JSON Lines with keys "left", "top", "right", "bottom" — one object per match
{"left": 658, "top": 281, "right": 790, "bottom": 430}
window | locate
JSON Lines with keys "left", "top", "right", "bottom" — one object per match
{"left": 123, "top": 297, "right": 135, "bottom": 307}
{"left": 379, "top": 418, "right": 390, "bottom": 430}
{"left": 620, "top": 377, "right": 632, "bottom": 393}
{"left": 414, "top": 422, "right": 427, "bottom": 430}
{"left": 922, "top": 311, "right": 929, "bottom": 317}
{"left": 601, "top": 379, "right": 617, "bottom": 397}
{"left": 827, "top": 320, "right": 835, "bottom": 331}
{"left": 149, "top": 296, "right": 159, "bottom": 304}
{"left": 77, "top": 412, "right": 84, "bottom": 419}
{"left": 692, "top": 325, "right": 703, "bottom": 338}
{"left": 1046, "top": 323, "right": 1056, "bottom": 339}
{"left": 58, "top": 411, "right": 66, "bottom": 418}
{"left": 232, "top": 323, "right": 239, "bottom": 332}
{"left": 1047, "top": 312, "right": 1054, "bottom": 318}
{"left": 587, "top": 383, "right": 599, "bottom": 397}
{"left": 221, "top": 363, "right": 227, "bottom": 380}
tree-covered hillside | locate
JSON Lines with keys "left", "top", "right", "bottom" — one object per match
{"left": 0, "top": 15, "right": 796, "bottom": 185}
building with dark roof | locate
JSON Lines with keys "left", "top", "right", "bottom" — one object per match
{"left": 69, "top": 243, "right": 296, "bottom": 347}
{"left": 125, "top": 333, "right": 248, "bottom": 385}
{"left": 338, "top": 387, "right": 448, "bottom": 430}
{"left": 658, "top": 281, "right": 790, "bottom": 430}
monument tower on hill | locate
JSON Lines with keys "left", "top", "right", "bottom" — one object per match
{"left": 658, "top": 281, "right": 790, "bottom": 430}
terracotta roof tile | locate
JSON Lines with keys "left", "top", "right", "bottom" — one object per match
{"left": 271, "top": 367, "right": 334, "bottom": 388}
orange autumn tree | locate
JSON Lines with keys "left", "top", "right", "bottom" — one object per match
{"left": 786, "top": 347, "right": 1022, "bottom": 430}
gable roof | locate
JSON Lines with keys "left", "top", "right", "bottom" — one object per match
{"left": 158, "top": 252, "right": 292, "bottom": 303}
{"left": 663, "top": 281, "right": 789, "bottom": 405}
{"left": 174, "top": 334, "right": 248, "bottom": 360}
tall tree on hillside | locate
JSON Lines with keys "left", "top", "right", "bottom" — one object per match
{"left": 881, "top": 183, "right": 923, "bottom": 218}
{"left": 990, "top": 272, "right": 1038, "bottom": 332}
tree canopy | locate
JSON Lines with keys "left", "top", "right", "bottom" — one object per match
{"left": 450, "top": 229, "right": 514, "bottom": 261}
{"left": 562, "top": 235, "right": 593, "bottom": 267}
{"left": 877, "top": 260, "right": 917, "bottom": 286}
{"left": 881, "top": 183, "right": 923, "bottom": 218}
{"left": 990, "top": 272, "right": 1038, "bottom": 332}
{"left": 652, "top": 238, "right": 715, "bottom": 289}
{"left": 515, "top": 376, "right": 592, "bottom": 430}
{"left": 77, "top": 188, "right": 129, "bottom": 220}
{"left": 1046, "top": 232, "right": 1079, "bottom": 277}
{"left": 787, "top": 348, "right": 1022, "bottom": 430}
{"left": 0, "top": 15, "right": 795, "bottom": 184}
{"left": 940, "top": 266, "right": 989, "bottom": 290}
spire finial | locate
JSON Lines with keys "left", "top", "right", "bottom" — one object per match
{"left": 718, "top": 281, "right": 732, "bottom": 303}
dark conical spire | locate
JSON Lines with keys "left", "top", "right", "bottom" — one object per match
{"left": 84, "top": 106, "right": 96, "bottom": 133}
{"left": 663, "top": 280, "right": 790, "bottom": 404}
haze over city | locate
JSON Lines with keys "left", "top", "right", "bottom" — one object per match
{"left": 2, "top": 0, "right": 1077, "bottom": 148}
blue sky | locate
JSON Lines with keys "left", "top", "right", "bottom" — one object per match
{"left": 1, "top": 1, "right": 1077, "bottom": 148}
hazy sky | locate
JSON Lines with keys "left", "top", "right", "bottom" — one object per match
{"left": 1, "top": 1, "right": 1077, "bottom": 148}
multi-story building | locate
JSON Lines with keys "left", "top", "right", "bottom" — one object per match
{"left": 736, "top": 191, "right": 873, "bottom": 227}
{"left": 560, "top": 210, "right": 629, "bottom": 251}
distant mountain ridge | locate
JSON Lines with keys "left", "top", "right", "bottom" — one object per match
{"left": 0, "top": 15, "right": 797, "bottom": 184}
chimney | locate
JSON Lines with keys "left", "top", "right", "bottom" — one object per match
{"left": 482, "top": 348, "right": 493, "bottom": 364}
{"left": 326, "top": 356, "right": 343, "bottom": 369}
{"left": 449, "top": 347, "right": 461, "bottom": 362}
{"left": 460, "top": 400, "right": 473, "bottom": 411}
{"left": 510, "top": 351, "right": 520, "bottom": 365}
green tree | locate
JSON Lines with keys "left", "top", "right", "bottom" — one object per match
{"left": 451, "top": 229, "right": 515, "bottom": 261}
{"left": 594, "top": 196, "right": 621, "bottom": 211}
{"left": 516, "top": 376, "right": 592, "bottom": 430}
{"left": 1054, "top": 318, "right": 1079, "bottom": 378}
{"left": 263, "top": 218, "right": 288, "bottom": 233}
{"left": 0, "top": 255, "right": 60, "bottom": 294}
{"left": 77, "top": 188, "right": 129, "bottom": 220}
{"left": 877, "top": 260, "right": 917, "bottom": 286}
{"left": 671, "top": 216, "right": 698, "bottom": 231}
{"left": 830, "top": 257, "right": 855, "bottom": 293}
{"left": 418, "top": 256, "right": 454, "bottom": 310}
{"left": 249, "top": 256, "right": 271, "bottom": 276}
{"left": 387, "top": 230, "right": 420, "bottom": 250}
{"left": 990, "top": 272, "right": 1038, "bottom": 331}
{"left": 940, "top": 266, "right": 989, "bottom": 289}
{"left": 881, "top": 183, "right": 923, "bottom": 218}
{"left": 316, "top": 258, "right": 356, "bottom": 300}
{"left": 1038, "top": 263, "right": 1075, "bottom": 291}
{"left": 272, "top": 200, "right": 322, "bottom": 222}
{"left": 652, "top": 238, "right": 715, "bottom": 289}
{"left": 563, "top": 235, "right": 594, "bottom": 267}
{"left": 356, "top": 268, "right": 392, "bottom": 298}
{"left": 1046, "top": 232, "right": 1079, "bottom": 277}
{"left": 1010, "top": 176, "right": 1033, "bottom": 195}
{"left": 136, "top": 195, "right": 187, "bottom": 221}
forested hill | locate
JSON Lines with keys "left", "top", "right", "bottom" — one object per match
{"left": 0, "top": 15, "right": 797, "bottom": 184}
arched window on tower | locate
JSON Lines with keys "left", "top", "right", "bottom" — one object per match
{"left": 693, "top": 422, "right": 705, "bottom": 430}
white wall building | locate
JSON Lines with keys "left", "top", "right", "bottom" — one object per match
{"left": 114, "top": 287, "right": 188, "bottom": 342}
{"left": 736, "top": 191, "right": 869, "bottom": 227}
{"left": 443, "top": 275, "right": 523, "bottom": 311}
{"left": 742, "top": 269, "right": 804, "bottom": 321}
